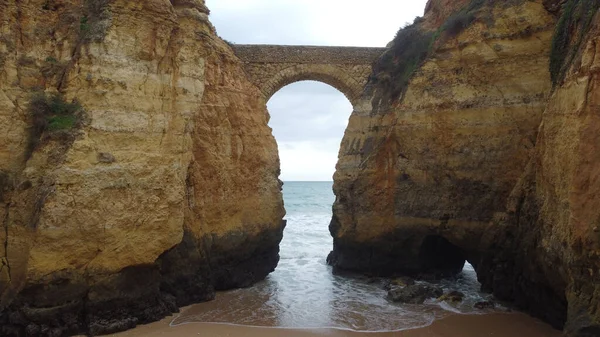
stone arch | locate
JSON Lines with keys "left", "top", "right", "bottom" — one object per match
{"left": 261, "top": 64, "right": 364, "bottom": 105}
{"left": 417, "top": 235, "right": 466, "bottom": 276}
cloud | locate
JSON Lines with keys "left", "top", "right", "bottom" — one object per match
{"left": 267, "top": 82, "right": 351, "bottom": 181}
{"left": 206, "top": 0, "right": 314, "bottom": 45}
{"left": 204, "top": 0, "right": 429, "bottom": 180}
{"left": 267, "top": 81, "right": 352, "bottom": 143}
{"left": 277, "top": 140, "right": 342, "bottom": 182}
{"left": 206, "top": 0, "right": 429, "bottom": 46}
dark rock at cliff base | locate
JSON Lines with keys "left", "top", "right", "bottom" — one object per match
{"left": 0, "top": 265, "right": 178, "bottom": 337}
{"left": 366, "top": 277, "right": 380, "bottom": 284}
{"left": 438, "top": 290, "right": 465, "bottom": 303}
{"left": 328, "top": 244, "right": 466, "bottom": 279}
{"left": 209, "top": 221, "right": 286, "bottom": 290}
{"left": 85, "top": 266, "right": 182, "bottom": 335}
{"left": 0, "top": 222, "right": 285, "bottom": 337}
{"left": 382, "top": 277, "right": 416, "bottom": 290}
{"left": 158, "top": 230, "right": 216, "bottom": 307}
{"left": 387, "top": 284, "right": 443, "bottom": 304}
{"left": 327, "top": 220, "right": 466, "bottom": 278}
{"left": 571, "top": 326, "right": 600, "bottom": 337}
{"left": 474, "top": 301, "right": 496, "bottom": 310}
{"left": 472, "top": 186, "right": 568, "bottom": 330}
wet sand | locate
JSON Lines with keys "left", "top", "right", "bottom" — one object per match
{"left": 106, "top": 312, "right": 561, "bottom": 337}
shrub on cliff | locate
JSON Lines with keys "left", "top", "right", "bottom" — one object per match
{"left": 443, "top": 6, "right": 478, "bottom": 37}
{"left": 371, "top": 0, "right": 532, "bottom": 105}
{"left": 372, "top": 0, "right": 490, "bottom": 103}
{"left": 441, "top": 0, "right": 492, "bottom": 38}
{"left": 441, "top": 0, "right": 528, "bottom": 39}
{"left": 373, "top": 24, "right": 434, "bottom": 101}
{"left": 41, "top": 56, "right": 69, "bottom": 84}
{"left": 550, "top": 0, "right": 600, "bottom": 86}
{"left": 29, "top": 92, "right": 83, "bottom": 131}
{"left": 80, "top": 0, "right": 112, "bottom": 43}
{"left": 26, "top": 92, "right": 85, "bottom": 156}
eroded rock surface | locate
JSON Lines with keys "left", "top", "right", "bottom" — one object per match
{"left": 1, "top": 0, "right": 599, "bottom": 336}
{"left": 387, "top": 284, "right": 443, "bottom": 304}
{"left": 0, "top": 0, "right": 284, "bottom": 335}
{"left": 477, "top": 7, "right": 600, "bottom": 335}
{"left": 329, "top": 0, "right": 555, "bottom": 277}
{"left": 329, "top": 0, "right": 600, "bottom": 334}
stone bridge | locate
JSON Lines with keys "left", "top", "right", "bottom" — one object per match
{"left": 231, "top": 45, "right": 387, "bottom": 105}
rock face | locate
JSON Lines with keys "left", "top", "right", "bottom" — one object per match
{"left": 330, "top": 0, "right": 555, "bottom": 276}
{"left": 387, "top": 284, "right": 443, "bottom": 304}
{"left": 477, "top": 5, "right": 600, "bottom": 335}
{"left": 0, "top": 0, "right": 284, "bottom": 336}
{"left": 1, "top": 0, "right": 599, "bottom": 336}
{"left": 329, "top": 0, "right": 600, "bottom": 334}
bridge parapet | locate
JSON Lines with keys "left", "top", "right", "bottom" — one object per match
{"left": 231, "top": 44, "right": 386, "bottom": 105}
{"left": 232, "top": 45, "right": 386, "bottom": 64}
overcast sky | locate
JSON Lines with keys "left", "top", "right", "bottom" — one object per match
{"left": 206, "top": 0, "right": 428, "bottom": 181}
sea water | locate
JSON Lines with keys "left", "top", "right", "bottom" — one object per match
{"left": 172, "top": 181, "right": 498, "bottom": 331}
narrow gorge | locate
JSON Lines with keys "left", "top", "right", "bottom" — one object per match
{"left": 0, "top": 0, "right": 598, "bottom": 336}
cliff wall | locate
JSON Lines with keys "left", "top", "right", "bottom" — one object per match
{"left": 1, "top": 0, "right": 598, "bottom": 336}
{"left": 329, "top": 0, "right": 600, "bottom": 334}
{"left": 0, "top": 0, "right": 284, "bottom": 335}
{"left": 330, "top": 0, "right": 555, "bottom": 277}
{"left": 486, "top": 5, "right": 600, "bottom": 335}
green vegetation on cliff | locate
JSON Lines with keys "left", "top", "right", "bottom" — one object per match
{"left": 372, "top": 0, "right": 500, "bottom": 103}
{"left": 29, "top": 92, "right": 82, "bottom": 131}
{"left": 80, "top": 0, "right": 111, "bottom": 43}
{"left": 550, "top": 0, "right": 600, "bottom": 86}
{"left": 442, "top": 0, "right": 487, "bottom": 37}
{"left": 373, "top": 24, "right": 434, "bottom": 101}
{"left": 26, "top": 92, "right": 85, "bottom": 156}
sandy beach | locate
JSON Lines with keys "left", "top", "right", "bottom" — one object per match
{"left": 107, "top": 312, "right": 561, "bottom": 337}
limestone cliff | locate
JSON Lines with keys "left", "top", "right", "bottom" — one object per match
{"left": 0, "top": 0, "right": 284, "bottom": 336}
{"left": 330, "top": 0, "right": 555, "bottom": 277}
{"left": 479, "top": 3, "right": 600, "bottom": 335}
{"left": 329, "top": 0, "right": 600, "bottom": 334}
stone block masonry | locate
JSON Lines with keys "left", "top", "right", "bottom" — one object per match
{"left": 232, "top": 45, "right": 386, "bottom": 105}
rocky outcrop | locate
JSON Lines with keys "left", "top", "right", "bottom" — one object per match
{"left": 330, "top": 0, "right": 555, "bottom": 277}
{"left": 475, "top": 4, "right": 600, "bottom": 335}
{"left": 329, "top": 0, "right": 600, "bottom": 334}
{"left": 0, "top": 0, "right": 284, "bottom": 336}
{"left": 387, "top": 284, "right": 443, "bottom": 304}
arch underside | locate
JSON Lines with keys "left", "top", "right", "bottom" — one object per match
{"left": 261, "top": 64, "right": 363, "bottom": 105}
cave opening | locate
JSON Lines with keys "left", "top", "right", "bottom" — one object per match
{"left": 418, "top": 235, "right": 467, "bottom": 277}
{"left": 416, "top": 235, "right": 484, "bottom": 308}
